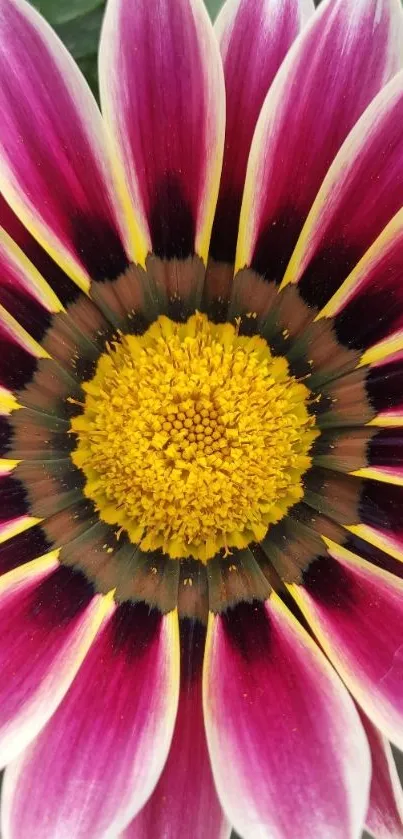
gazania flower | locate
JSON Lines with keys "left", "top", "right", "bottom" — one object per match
{"left": 2, "top": 0, "right": 403, "bottom": 835}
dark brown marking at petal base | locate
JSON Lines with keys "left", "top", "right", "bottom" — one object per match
{"left": 0, "top": 337, "right": 37, "bottom": 391}
{"left": 178, "top": 559, "right": 208, "bottom": 624}
{"left": 179, "top": 616, "right": 206, "bottom": 684}
{"left": 209, "top": 188, "right": 241, "bottom": 266}
{"left": 111, "top": 601, "right": 162, "bottom": 661}
{"left": 344, "top": 533, "right": 403, "bottom": 580}
{"left": 149, "top": 174, "right": 195, "bottom": 261}
{"left": 0, "top": 523, "right": 51, "bottom": 575}
{"left": 0, "top": 416, "right": 12, "bottom": 457}
{"left": 359, "top": 480, "right": 403, "bottom": 541}
{"left": 0, "top": 474, "right": 29, "bottom": 521}
{"left": 207, "top": 549, "right": 271, "bottom": 614}
{"left": 251, "top": 206, "right": 304, "bottom": 284}
{"left": 301, "top": 554, "right": 355, "bottom": 610}
{"left": 0, "top": 286, "right": 52, "bottom": 343}
{"left": 221, "top": 600, "right": 272, "bottom": 661}
{"left": 30, "top": 564, "right": 95, "bottom": 626}
{"left": 366, "top": 358, "right": 403, "bottom": 415}
{"left": 70, "top": 214, "right": 129, "bottom": 283}
{"left": 368, "top": 428, "right": 403, "bottom": 468}
{"left": 298, "top": 241, "right": 361, "bottom": 311}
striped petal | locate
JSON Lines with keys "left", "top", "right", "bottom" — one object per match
{"left": 236, "top": 0, "right": 403, "bottom": 280}
{"left": 0, "top": 0, "right": 128, "bottom": 292}
{"left": 291, "top": 541, "right": 403, "bottom": 748}
{"left": 0, "top": 557, "right": 110, "bottom": 767}
{"left": 203, "top": 596, "right": 370, "bottom": 839}
{"left": 360, "top": 711, "right": 403, "bottom": 839}
{"left": 99, "top": 0, "right": 225, "bottom": 268}
{"left": 3, "top": 603, "right": 180, "bottom": 839}
{"left": 0, "top": 196, "right": 80, "bottom": 309}
{"left": 121, "top": 619, "right": 229, "bottom": 839}
{"left": 208, "top": 0, "right": 313, "bottom": 267}
{"left": 316, "top": 210, "right": 403, "bottom": 360}
{"left": 284, "top": 69, "right": 403, "bottom": 310}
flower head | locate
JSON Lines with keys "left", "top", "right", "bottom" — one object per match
{"left": 0, "top": 0, "right": 403, "bottom": 837}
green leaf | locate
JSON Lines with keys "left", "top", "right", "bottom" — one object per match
{"left": 204, "top": 0, "right": 225, "bottom": 19}
{"left": 32, "top": 0, "right": 103, "bottom": 26}
{"left": 55, "top": 5, "right": 105, "bottom": 61}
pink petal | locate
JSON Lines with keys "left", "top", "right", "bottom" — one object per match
{"left": 236, "top": 0, "right": 403, "bottom": 281}
{"left": 284, "top": 69, "right": 403, "bottom": 311}
{"left": 209, "top": 0, "right": 313, "bottom": 265}
{"left": 121, "top": 619, "right": 229, "bottom": 839}
{"left": 0, "top": 223, "right": 62, "bottom": 341}
{"left": 3, "top": 602, "right": 180, "bottom": 839}
{"left": 360, "top": 710, "right": 403, "bottom": 839}
{"left": 0, "top": 0, "right": 127, "bottom": 291}
{"left": 291, "top": 541, "right": 403, "bottom": 749}
{"left": 203, "top": 597, "right": 370, "bottom": 839}
{"left": 0, "top": 557, "right": 111, "bottom": 767}
{"left": 0, "top": 195, "right": 78, "bottom": 308}
{"left": 99, "top": 0, "right": 225, "bottom": 267}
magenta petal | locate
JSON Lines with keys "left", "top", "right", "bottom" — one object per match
{"left": 236, "top": 0, "right": 403, "bottom": 281}
{"left": 291, "top": 542, "right": 403, "bottom": 749}
{"left": 359, "top": 710, "right": 403, "bottom": 839}
{"left": 284, "top": 69, "right": 403, "bottom": 310}
{"left": 3, "top": 603, "right": 180, "bottom": 839}
{"left": 203, "top": 597, "right": 370, "bottom": 839}
{"left": 99, "top": 0, "right": 225, "bottom": 265}
{"left": 0, "top": 0, "right": 127, "bottom": 290}
{"left": 209, "top": 0, "right": 313, "bottom": 264}
{"left": 121, "top": 619, "right": 229, "bottom": 839}
{"left": 0, "top": 558, "right": 109, "bottom": 767}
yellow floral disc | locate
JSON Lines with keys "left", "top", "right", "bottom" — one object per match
{"left": 71, "top": 313, "right": 318, "bottom": 562}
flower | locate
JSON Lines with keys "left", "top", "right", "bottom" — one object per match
{"left": 0, "top": 0, "right": 403, "bottom": 835}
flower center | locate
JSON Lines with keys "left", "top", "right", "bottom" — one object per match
{"left": 71, "top": 313, "right": 318, "bottom": 562}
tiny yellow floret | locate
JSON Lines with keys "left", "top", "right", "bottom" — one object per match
{"left": 71, "top": 313, "right": 318, "bottom": 562}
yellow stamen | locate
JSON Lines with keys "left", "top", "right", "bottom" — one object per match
{"left": 71, "top": 313, "right": 318, "bottom": 562}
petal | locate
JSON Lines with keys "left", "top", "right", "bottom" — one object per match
{"left": 290, "top": 540, "right": 403, "bottom": 748}
{"left": 0, "top": 224, "right": 62, "bottom": 341}
{"left": 0, "top": 557, "right": 111, "bottom": 767}
{"left": 284, "top": 69, "right": 403, "bottom": 310}
{"left": 208, "top": 0, "right": 313, "bottom": 266}
{"left": 0, "top": 0, "right": 128, "bottom": 291}
{"left": 99, "top": 0, "right": 225, "bottom": 266}
{"left": 121, "top": 619, "right": 229, "bottom": 839}
{"left": 0, "top": 195, "right": 81, "bottom": 308}
{"left": 203, "top": 596, "right": 370, "bottom": 839}
{"left": 360, "top": 710, "right": 403, "bottom": 839}
{"left": 316, "top": 210, "right": 403, "bottom": 358}
{"left": 3, "top": 602, "right": 180, "bottom": 839}
{"left": 236, "top": 0, "right": 403, "bottom": 280}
